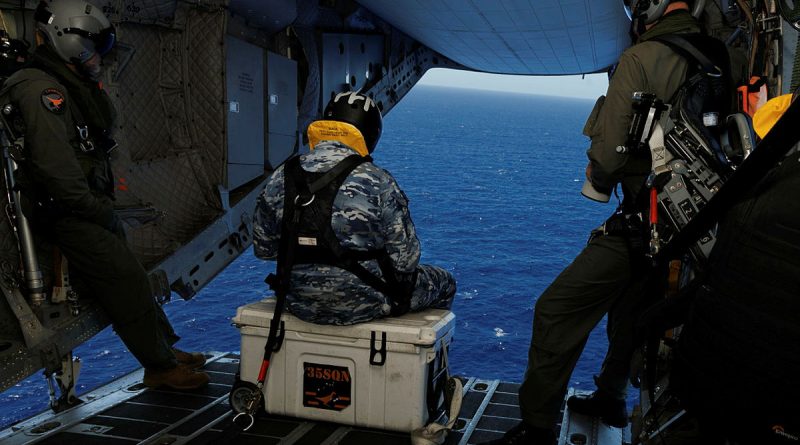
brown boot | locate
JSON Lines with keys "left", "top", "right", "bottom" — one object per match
{"left": 172, "top": 348, "right": 206, "bottom": 369}
{"left": 143, "top": 364, "right": 210, "bottom": 390}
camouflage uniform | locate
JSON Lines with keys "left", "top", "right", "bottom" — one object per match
{"left": 253, "top": 141, "right": 456, "bottom": 325}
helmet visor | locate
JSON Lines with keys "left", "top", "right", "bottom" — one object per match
{"left": 64, "top": 26, "right": 116, "bottom": 58}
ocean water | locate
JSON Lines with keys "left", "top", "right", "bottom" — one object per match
{"left": 0, "top": 85, "right": 616, "bottom": 429}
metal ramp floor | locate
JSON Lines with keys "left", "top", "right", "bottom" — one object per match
{"left": 0, "top": 353, "right": 629, "bottom": 445}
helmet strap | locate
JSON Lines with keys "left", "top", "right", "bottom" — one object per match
{"left": 630, "top": 16, "right": 648, "bottom": 39}
{"left": 33, "top": 2, "right": 52, "bottom": 25}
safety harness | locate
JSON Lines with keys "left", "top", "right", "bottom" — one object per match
{"left": 271, "top": 153, "right": 414, "bottom": 316}
{"left": 613, "top": 34, "right": 741, "bottom": 263}
{"left": 595, "top": 34, "right": 733, "bottom": 259}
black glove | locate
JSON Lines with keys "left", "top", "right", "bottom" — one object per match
{"left": 106, "top": 212, "right": 126, "bottom": 239}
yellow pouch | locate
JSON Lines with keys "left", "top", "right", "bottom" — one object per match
{"left": 753, "top": 93, "right": 792, "bottom": 139}
{"left": 307, "top": 120, "right": 369, "bottom": 156}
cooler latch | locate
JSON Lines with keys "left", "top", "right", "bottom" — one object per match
{"left": 369, "top": 331, "right": 386, "bottom": 366}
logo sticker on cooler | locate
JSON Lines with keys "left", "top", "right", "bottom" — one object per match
{"left": 303, "top": 362, "right": 351, "bottom": 411}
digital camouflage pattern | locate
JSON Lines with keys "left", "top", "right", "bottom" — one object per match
{"left": 253, "top": 141, "right": 455, "bottom": 325}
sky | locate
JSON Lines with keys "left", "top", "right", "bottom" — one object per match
{"left": 418, "top": 68, "right": 610, "bottom": 100}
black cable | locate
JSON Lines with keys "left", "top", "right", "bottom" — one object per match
{"left": 20, "top": 0, "right": 30, "bottom": 48}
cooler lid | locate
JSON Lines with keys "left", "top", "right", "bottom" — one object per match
{"left": 233, "top": 298, "right": 455, "bottom": 346}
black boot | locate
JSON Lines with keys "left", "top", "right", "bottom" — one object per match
{"left": 478, "top": 421, "right": 556, "bottom": 445}
{"left": 566, "top": 390, "right": 628, "bottom": 427}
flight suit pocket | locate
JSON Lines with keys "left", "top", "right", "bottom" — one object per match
{"left": 583, "top": 95, "right": 606, "bottom": 138}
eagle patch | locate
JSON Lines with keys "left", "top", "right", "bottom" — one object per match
{"left": 41, "top": 88, "right": 65, "bottom": 114}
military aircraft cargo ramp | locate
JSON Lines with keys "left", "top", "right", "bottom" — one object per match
{"left": 0, "top": 352, "right": 629, "bottom": 445}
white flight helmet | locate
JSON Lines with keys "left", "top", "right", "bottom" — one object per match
{"left": 624, "top": 0, "right": 706, "bottom": 25}
{"left": 34, "top": 0, "right": 116, "bottom": 65}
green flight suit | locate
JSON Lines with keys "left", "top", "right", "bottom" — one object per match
{"left": 1, "top": 45, "right": 178, "bottom": 370}
{"left": 518, "top": 11, "right": 703, "bottom": 429}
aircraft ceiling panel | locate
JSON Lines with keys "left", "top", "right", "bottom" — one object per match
{"left": 356, "top": 0, "right": 631, "bottom": 75}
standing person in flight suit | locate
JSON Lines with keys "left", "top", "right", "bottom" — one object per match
{"left": 253, "top": 91, "right": 456, "bottom": 326}
{"left": 2, "top": 0, "right": 208, "bottom": 389}
{"left": 482, "top": 1, "right": 731, "bottom": 443}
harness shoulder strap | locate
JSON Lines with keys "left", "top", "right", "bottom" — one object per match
{"left": 308, "top": 154, "right": 372, "bottom": 194}
{"left": 652, "top": 34, "right": 719, "bottom": 76}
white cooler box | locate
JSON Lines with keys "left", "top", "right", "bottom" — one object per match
{"left": 232, "top": 298, "right": 455, "bottom": 432}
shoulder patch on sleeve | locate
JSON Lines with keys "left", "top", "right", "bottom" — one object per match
{"left": 40, "top": 88, "right": 66, "bottom": 114}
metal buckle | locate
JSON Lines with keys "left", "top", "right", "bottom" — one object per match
{"left": 77, "top": 125, "right": 89, "bottom": 140}
{"left": 77, "top": 125, "right": 94, "bottom": 152}
{"left": 293, "top": 194, "right": 315, "bottom": 207}
{"left": 79, "top": 140, "right": 95, "bottom": 152}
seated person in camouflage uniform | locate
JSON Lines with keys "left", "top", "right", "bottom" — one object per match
{"left": 253, "top": 92, "right": 456, "bottom": 325}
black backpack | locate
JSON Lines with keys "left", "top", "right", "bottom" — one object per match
{"left": 653, "top": 34, "right": 747, "bottom": 169}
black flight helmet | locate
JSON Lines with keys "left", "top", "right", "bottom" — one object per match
{"left": 323, "top": 92, "right": 383, "bottom": 153}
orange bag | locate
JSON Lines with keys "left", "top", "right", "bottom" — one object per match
{"left": 737, "top": 76, "right": 768, "bottom": 116}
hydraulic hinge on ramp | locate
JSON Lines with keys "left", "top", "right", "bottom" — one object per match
{"left": 558, "top": 389, "right": 632, "bottom": 445}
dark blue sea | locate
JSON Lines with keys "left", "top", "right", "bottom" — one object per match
{"left": 0, "top": 85, "right": 616, "bottom": 429}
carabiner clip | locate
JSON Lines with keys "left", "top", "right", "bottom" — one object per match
{"left": 77, "top": 125, "right": 89, "bottom": 140}
{"left": 233, "top": 412, "right": 255, "bottom": 431}
{"left": 293, "top": 194, "right": 315, "bottom": 207}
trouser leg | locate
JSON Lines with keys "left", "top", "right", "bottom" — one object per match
{"left": 155, "top": 303, "right": 181, "bottom": 346}
{"left": 519, "top": 235, "right": 633, "bottom": 428}
{"left": 410, "top": 264, "right": 456, "bottom": 311}
{"left": 595, "top": 273, "right": 650, "bottom": 399}
{"left": 54, "top": 217, "right": 177, "bottom": 370}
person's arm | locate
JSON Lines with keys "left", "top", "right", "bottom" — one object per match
{"left": 252, "top": 167, "right": 285, "bottom": 260}
{"left": 12, "top": 78, "right": 115, "bottom": 228}
{"left": 586, "top": 51, "right": 648, "bottom": 191}
{"left": 380, "top": 171, "right": 420, "bottom": 274}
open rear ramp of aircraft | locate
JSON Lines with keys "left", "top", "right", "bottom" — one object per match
{"left": 0, "top": 355, "right": 630, "bottom": 445}
{"left": 0, "top": 0, "right": 632, "bottom": 397}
